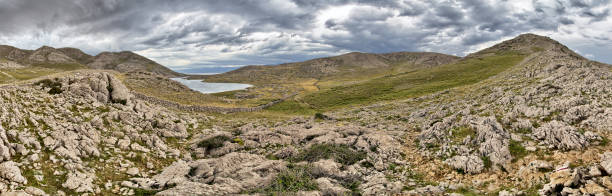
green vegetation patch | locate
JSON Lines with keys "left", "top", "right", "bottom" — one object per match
{"left": 133, "top": 188, "right": 161, "bottom": 196}
{"left": 509, "top": 140, "right": 528, "bottom": 162}
{"left": 303, "top": 54, "right": 526, "bottom": 110}
{"left": 451, "top": 126, "right": 476, "bottom": 143}
{"left": 265, "top": 100, "right": 316, "bottom": 115}
{"left": 0, "top": 67, "right": 58, "bottom": 84}
{"left": 251, "top": 164, "right": 319, "bottom": 194}
{"left": 481, "top": 156, "right": 492, "bottom": 169}
{"left": 291, "top": 144, "right": 366, "bottom": 165}
{"left": 451, "top": 186, "right": 481, "bottom": 196}
{"left": 32, "top": 63, "right": 86, "bottom": 71}
{"left": 197, "top": 135, "right": 231, "bottom": 149}
{"left": 34, "top": 78, "right": 63, "bottom": 95}
{"left": 515, "top": 128, "right": 532, "bottom": 134}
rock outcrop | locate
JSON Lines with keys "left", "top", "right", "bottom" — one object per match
{"left": 539, "top": 152, "right": 612, "bottom": 195}
{"left": 0, "top": 71, "right": 193, "bottom": 194}
{"left": 444, "top": 155, "right": 485, "bottom": 174}
{"left": 61, "top": 72, "right": 132, "bottom": 104}
{"left": 533, "top": 120, "right": 588, "bottom": 150}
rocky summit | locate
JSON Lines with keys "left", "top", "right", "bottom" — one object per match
{"left": 0, "top": 33, "right": 610, "bottom": 196}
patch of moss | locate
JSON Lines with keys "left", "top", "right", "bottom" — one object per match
{"left": 233, "top": 137, "right": 245, "bottom": 145}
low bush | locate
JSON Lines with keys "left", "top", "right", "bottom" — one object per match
{"left": 314, "top": 113, "right": 328, "bottom": 120}
{"left": 481, "top": 156, "right": 492, "bottom": 169}
{"left": 256, "top": 164, "right": 318, "bottom": 194}
{"left": 197, "top": 135, "right": 231, "bottom": 149}
{"left": 35, "top": 78, "right": 63, "bottom": 95}
{"left": 509, "top": 140, "right": 528, "bottom": 162}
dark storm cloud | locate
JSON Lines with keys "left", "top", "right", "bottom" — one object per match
{"left": 0, "top": 0, "right": 611, "bottom": 68}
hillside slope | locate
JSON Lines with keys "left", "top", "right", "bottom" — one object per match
{"left": 87, "top": 51, "right": 182, "bottom": 77}
{"left": 0, "top": 33, "right": 609, "bottom": 196}
{"left": 187, "top": 51, "right": 459, "bottom": 109}
{"left": 194, "top": 52, "right": 459, "bottom": 84}
{"left": 269, "top": 34, "right": 599, "bottom": 111}
{"left": 0, "top": 45, "right": 182, "bottom": 77}
{"left": 324, "top": 33, "right": 612, "bottom": 195}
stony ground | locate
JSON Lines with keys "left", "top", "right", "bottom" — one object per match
{"left": 322, "top": 35, "right": 612, "bottom": 195}
{"left": 0, "top": 71, "right": 411, "bottom": 195}
{"left": 0, "top": 34, "right": 610, "bottom": 196}
{"left": 0, "top": 72, "right": 201, "bottom": 195}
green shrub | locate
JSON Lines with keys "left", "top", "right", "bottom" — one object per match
{"left": 314, "top": 113, "right": 328, "bottom": 120}
{"left": 481, "top": 156, "right": 492, "bottom": 169}
{"left": 261, "top": 165, "right": 318, "bottom": 193}
{"left": 343, "top": 181, "right": 361, "bottom": 195}
{"left": 48, "top": 86, "right": 63, "bottom": 95}
{"left": 600, "top": 137, "right": 610, "bottom": 146}
{"left": 515, "top": 128, "right": 532, "bottom": 134}
{"left": 509, "top": 140, "right": 528, "bottom": 162}
{"left": 133, "top": 188, "right": 160, "bottom": 196}
{"left": 451, "top": 126, "right": 476, "bottom": 143}
{"left": 360, "top": 161, "right": 374, "bottom": 168}
{"left": 291, "top": 144, "right": 366, "bottom": 165}
{"left": 197, "top": 135, "right": 231, "bottom": 149}
{"left": 35, "top": 78, "right": 63, "bottom": 95}
{"left": 111, "top": 99, "right": 128, "bottom": 105}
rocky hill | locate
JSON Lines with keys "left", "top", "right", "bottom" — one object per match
{"left": 0, "top": 45, "right": 182, "bottom": 77}
{"left": 0, "top": 33, "right": 609, "bottom": 195}
{"left": 192, "top": 51, "right": 459, "bottom": 84}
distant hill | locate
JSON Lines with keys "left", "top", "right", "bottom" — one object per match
{"left": 190, "top": 51, "right": 459, "bottom": 84}
{"left": 0, "top": 45, "right": 182, "bottom": 77}
{"left": 299, "top": 33, "right": 589, "bottom": 109}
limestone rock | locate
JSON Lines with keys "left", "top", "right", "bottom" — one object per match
{"left": 107, "top": 74, "right": 131, "bottom": 104}
{"left": 533, "top": 121, "right": 587, "bottom": 150}
{"left": 444, "top": 155, "right": 484, "bottom": 174}
{"left": 316, "top": 177, "right": 349, "bottom": 195}
{"left": 471, "top": 117, "right": 511, "bottom": 167}
{"left": 600, "top": 152, "right": 612, "bottom": 174}
{"left": 24, "top": 187, "right": 47, "bottom": 196}
{"left": 0, "top": 161, "right": 26, "bottom": 184}
{"left": 62, "top": 171, "right": 95, "bottom": 193}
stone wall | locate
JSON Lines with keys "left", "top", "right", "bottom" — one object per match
{"left": 133, "top": 92, "right": 295, "bottom": 113}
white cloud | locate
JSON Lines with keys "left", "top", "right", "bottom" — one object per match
{"left": 1, "top": 0, "right": 611, "bottom": 68}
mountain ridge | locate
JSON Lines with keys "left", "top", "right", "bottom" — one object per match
{"left": 0, "top": 45, "right": 182, "bottom": 77}
{"left": 192, "top": 51, "right": 460, "bottom": 84}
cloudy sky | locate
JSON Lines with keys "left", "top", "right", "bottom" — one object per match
{"left": 0, "top": 0, "right": 610, "bottom": 73}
